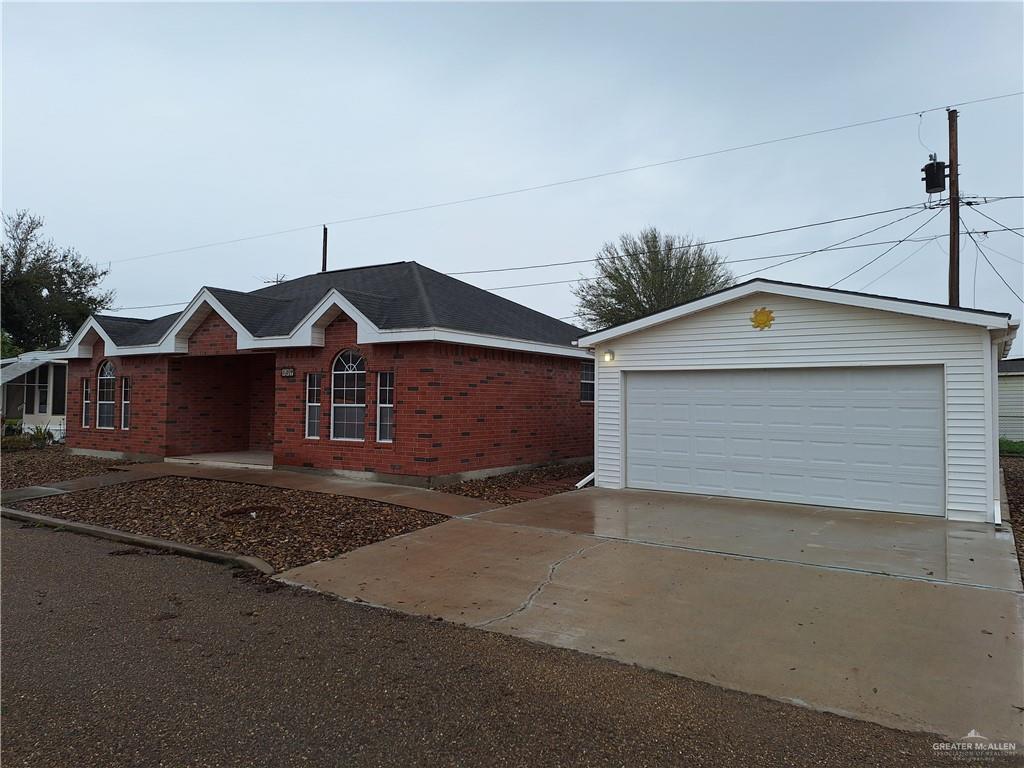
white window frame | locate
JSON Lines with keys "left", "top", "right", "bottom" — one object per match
{"left": 121, "top": 376, "right": 131, "bottom": 430}
{"left": 580, "top": 360, "right": 595, "bottom": 402}
{"left": 330, "top": 351, "right": 366, "bottom": 441}
{"left": 376, "top": 371, "right": 395, "bottom": 443}
{"left": 97, "top": 361, "right": 116, "bottom": 429}
{"left": 305, "top": 372, "right": 322, "bottom": 439}
{"left": 82, "top": 377, "right": 91, "bottom": 428}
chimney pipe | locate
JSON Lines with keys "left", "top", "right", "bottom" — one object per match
{"left": 322, "top": 225, "right": 328, "bottom": 272}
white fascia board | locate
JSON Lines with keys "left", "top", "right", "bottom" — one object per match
{"left": 359, "top": 327, "right": 593, "bottom": 359}
{"left": 112, "top": 289, "right": 261, "bottom": 355}
{"left": 104, "top": 287, "right": 590, "bottom": 360}
{"left": 578, "top": 281, "right": 1012, "bottom": 347}
{"left": 46, "top": 317, "right": 118, "bottom": 359}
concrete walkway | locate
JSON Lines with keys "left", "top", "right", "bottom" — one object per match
{"left": 280, "top": 488, "right": 1024, "bottom": 742}
{"left": 1, "top": 464, "right": 493, "bottom": 517}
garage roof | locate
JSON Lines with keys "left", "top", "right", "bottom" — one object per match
{"left": 577, "top": 278, "right": 1017, "bottom": 347}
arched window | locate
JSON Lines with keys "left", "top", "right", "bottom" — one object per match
{"left": 331, "top": 351, "right": 366, "bottom": 440}
{"left": 97, "top": 361, "right": 116, "bottom": 428}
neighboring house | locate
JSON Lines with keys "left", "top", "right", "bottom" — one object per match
{"left": 998, "top": 357, "right": 1024, "bottom": 441}
{"left": 1, "top": 356, "right": 68, "bottom": 439}
{"left": 578, "top": 279, "right": 1018, "bottom": 525}
{"left": 42, "top": 261, "right": 594, "bottom": 484}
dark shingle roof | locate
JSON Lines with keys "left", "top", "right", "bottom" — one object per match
{"left": 1000, "top": 358, "right": 1024, "bottom": 374}
{"left": 92, "top": 261, "right": 582, "bottom": 348}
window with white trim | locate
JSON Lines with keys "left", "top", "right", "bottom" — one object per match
{"left": 331, "top": 351, "right": 365, "bottom": 440}
{"left": 377, "top": 372, "right": 395, "bottom": 443}
{"left": 82, "top": 378, "right": 91, "bottom": 427}
{"left": 121, "top": 376, "right": 132, "bottom": 430}
{"left": 305, "top": 373, "right": 322, "bottom": 438}
{"left": 97, "top": 361, "right": 116, "bottom": 428}
{"left": 580, "top": 361, "right": 595, "bottom": 402}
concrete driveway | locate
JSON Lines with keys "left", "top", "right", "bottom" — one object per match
{"left": 280, "top": 488, "right": 1024, "bottom": 742}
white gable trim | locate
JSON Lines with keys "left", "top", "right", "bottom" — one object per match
{"left": 50, "top": 288, "right": 590, "bottom": 360}
{"left": 578, "top": 280, "right": 1013, "bottom": 347}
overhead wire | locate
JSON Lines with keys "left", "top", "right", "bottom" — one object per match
{"left": 828, "top": 209, "right": 945, "bottom": 287}
{"left": 101, "top": 93, "right": 1023, "bottom": 267}
{"left": 962, "top": 224, "right": 1024, "bottom": 304}
{"left": 860, "top": 239, "right": 938, "bottom": 291}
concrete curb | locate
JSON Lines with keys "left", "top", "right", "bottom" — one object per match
{"left": 1, "top": 507, "right": 276, "bottom": 575}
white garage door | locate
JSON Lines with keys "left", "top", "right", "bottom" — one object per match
{"left": 625, "top": 366, "right": 944, "bottom": 515}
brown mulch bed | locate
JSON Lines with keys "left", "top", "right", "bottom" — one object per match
{"left": 437, "top": 461, "right": 594, "bottom": 506}
{"left": 1, "top": 445, "right": 133, "bottom": 490}
{"left": 1001, "top": 455, "right": 1024, "bottom": 586}
{"left": 15, "top": 476, "right": 445, "bottom": 571}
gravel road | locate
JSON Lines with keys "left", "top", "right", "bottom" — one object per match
{"left": 2, "top": 519, "right": 948, "bottom": 768}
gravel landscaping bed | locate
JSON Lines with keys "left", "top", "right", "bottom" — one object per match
{"left": 15, "top": 476, "right": 444, "bottom": 571}
{"left": 437, "top": 461, "right": 594, "bottom": 505}
{"left": 1, "top": 446, "right": 133, "bottom": 490}
{"left": 1001, "top": 455, "right": 1024, "bottom": 588}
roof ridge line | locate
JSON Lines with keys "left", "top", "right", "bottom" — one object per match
{"left": 409, "top": 262, "right": 437, "bottom": 326}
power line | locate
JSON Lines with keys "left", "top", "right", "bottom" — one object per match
{"left": 488, "top": 207, "right": 930, "bottom": 290}
{"left": 102, "top": 93, "right": 1023, "bottom": 268}
{"left": 963, "top": 225, "right": 1024, "bottom": 303}
{"left": 450, "top": 202, "right": 939, "bottom": 276}
{"left": 860, "top": 239, "right": 938, "bottom": 291}
{"left": 734, "top": 208, "right": 927, "bottom": 281}
{"left": 965, "top": 205, "right": 1024, "bottom": 240}
{"left": 966, "top": 238, "right": 1023, "bottom": 265}
{"left": 828, "top": 209, "right": 945, "bottom": 287}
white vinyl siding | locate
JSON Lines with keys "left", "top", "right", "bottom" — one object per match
{"left": 999, "top": 374, "right": 1024, "bottom": 441}
{"left": 594, "top": 292, "right": 995, "bottom": 522}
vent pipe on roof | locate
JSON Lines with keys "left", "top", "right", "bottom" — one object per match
{"left": 322, "top": 225, "right": 328, "bottom": 272}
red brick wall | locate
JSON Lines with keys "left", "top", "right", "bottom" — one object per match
{"left": 65, "top": 340, "right": 170, "bottom": 457}
{"left": 248, "top": 356, "right": 276, "bottom": 451}
{"left": 67, "top": 311, "right": 594, "bottom": 477}
{"left": 165, "top": 354, "right": 275, "bottom": 456}
{"left": 273, "top": 316, "right": 593, "bottom": 478}
{"left": 186, "top": 312, "right": 238, "bottom": 356}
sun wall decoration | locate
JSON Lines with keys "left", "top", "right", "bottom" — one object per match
{"left": 750, "top": 306, "right": 775, "bottom": 330}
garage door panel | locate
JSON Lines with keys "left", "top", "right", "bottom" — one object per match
{"left": 625, "top": 367, "right": 945, "bottom": 516}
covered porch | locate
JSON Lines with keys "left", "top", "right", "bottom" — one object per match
{"left": 164, "top": 353, "right": 276, "bottom": 460}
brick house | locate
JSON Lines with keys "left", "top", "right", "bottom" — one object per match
{"left": 49, "top": 261, "right": 594, "bottom": 485}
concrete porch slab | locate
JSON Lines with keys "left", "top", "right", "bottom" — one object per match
{"left": 166, "top": 450, "right": 274, "bottom": 470}
{"left": 280, "top": 505, "right": 1024, "bottom": 742}
{"left": 471, "top": 488, "right": 1023, "bottom": 591}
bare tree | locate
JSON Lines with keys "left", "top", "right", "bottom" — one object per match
{"left": 572, "top": 227, "right": 734, "bottom": 329}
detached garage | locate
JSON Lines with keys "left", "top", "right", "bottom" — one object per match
{"left": 578, "top": 279, "right": 1018, "bottom": 524}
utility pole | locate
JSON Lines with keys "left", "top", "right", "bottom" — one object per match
{"left": 947, "top": 109, "right": 959, "bottom": 308}
{"left": 322, "top": 225, "right": 329, "bottom": 272}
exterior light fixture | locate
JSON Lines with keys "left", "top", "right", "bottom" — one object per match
{"left": 603, "top": 350, "right": 615, "bottom": 362}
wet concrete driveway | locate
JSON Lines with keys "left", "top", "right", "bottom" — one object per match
{"left": 280, "top": 487, "right": 1024, "bottom": 742}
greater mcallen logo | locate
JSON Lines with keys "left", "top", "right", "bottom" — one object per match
{"left": 932, "top": 730, "right": 1019, "bottom": 761}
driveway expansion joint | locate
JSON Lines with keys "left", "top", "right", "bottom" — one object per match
{"left": 474, "top": 540, "right": 608, "bottom": 629}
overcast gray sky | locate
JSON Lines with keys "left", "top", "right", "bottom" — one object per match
{"left": 3, "top": 2, "right": 1022, "bottom": 352}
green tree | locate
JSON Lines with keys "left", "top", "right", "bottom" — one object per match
{"left": 572, "top": 227, "right": 734, "bottom": 329}
{"left": 1, "top": 210, "right": 114, "bottom": 351}
{"left": 1, "top": 329, "right": 22, "bottom": 358}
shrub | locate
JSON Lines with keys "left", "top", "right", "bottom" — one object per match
{"left": 1000, "top": 438, "right": 1024, "bottom": 457}
{"left": 27, "top": 424, "right": 53, "bottom": 448}
{"left": 1, "top": 435, "right": 32, "bottom": 452}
